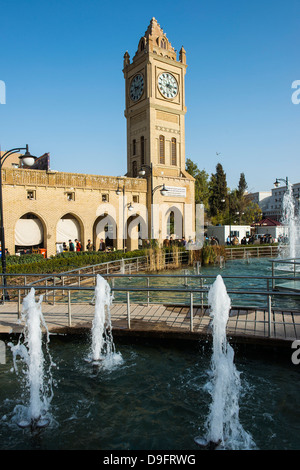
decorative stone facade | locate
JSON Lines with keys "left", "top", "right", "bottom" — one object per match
{"left": 1, "top": 18, "right": 195, "bottom": 258}
{"left": 3, "top": 168, "right": 147, "bottom": 257}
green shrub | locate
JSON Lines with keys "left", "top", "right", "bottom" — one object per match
{"left": 5, "top": 249, "right": 147, "bottom": 275}
{"left": 6, "top": 254, "right": 44, "bottom": 265}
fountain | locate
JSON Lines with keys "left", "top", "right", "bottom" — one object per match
{"left": 8, "top": 288, "right": 54, "bottom": 430}
{"left": 279, "top": 183, "right": 300, "bottom": 261}
{"left": 195, "top": 275, "right": 255, "bottom": 450}
{"left": 88, "top": 274, "right": 122, "bottom": 368}
{"left": 1, "top": 263, "right": 299, "bottom": 449}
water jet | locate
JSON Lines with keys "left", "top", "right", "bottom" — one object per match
{"left": 8, "top": 288, "right": 54, "bottom": 430}
{"left": 195, "top": 275, "right": 255, "bottom": 450}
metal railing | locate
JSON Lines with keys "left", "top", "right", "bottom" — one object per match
{"left": 271, "top": 258, "right": 300, "bottom": 289}
{"left": 1, "top": 271, "right": 300, "bottom": 337}
{"left": 2, "top": 250, "right": 190, "bottom": 290}
{"left": 225, "top": 245, "right": 279, "bottom": 259}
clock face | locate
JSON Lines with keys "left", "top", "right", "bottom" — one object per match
{"left": 158, "top": 72, "right": 178, "bottom": 99}
{"left": 130, "top": 74, "right": 144, "bottom": 102}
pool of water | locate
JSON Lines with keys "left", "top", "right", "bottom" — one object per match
{"left": 104, "top": 258, "right": 300, "bottom": 311}
{"left": 1, "top": 335, "right": 300, "bottom": 450}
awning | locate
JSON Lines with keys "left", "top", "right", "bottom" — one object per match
{"left": 15, "top": 218, "right": 44, "bottom": 246}
{"left": 56, "top": 217, "right": 80, "bottom": 243}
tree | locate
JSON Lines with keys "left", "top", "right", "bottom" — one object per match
{"left": 208, "top": 163, "right": 228, "bottom": 217}
{"left": 185, "top": 158, "right": 210, "bottom": 208}
{"left": 237, "top": 172, "right": 248, "bottom": 199}
{"left": 242, "top": 201, "right": 262, "bottom": 225}
{"left": 235, "top": 173, "right": 249, "bottom": 221}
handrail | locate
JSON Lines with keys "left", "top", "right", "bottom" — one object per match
{"left": 1, "top": 272, "right": 299, "bottom": 337}
{"left": 2, "top": 284, "right": 299, "bottom": 296}
{"left": 1, "top": 271, "right": 300, "bottom": 281}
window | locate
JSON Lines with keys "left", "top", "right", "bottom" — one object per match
{"left": 132, "top": 161, "right": 137, "bottom": 177}
{"left": 141, "top": 136, "right": 145, "bottom": 165}
{"left": 167, "top": 211, "right": 174, "bottom": 235}
{"left": 133, "top": 195, "right": 139, "bottom": 203}
{"left": 171, "top": 138, "right": 177, "bottom": 165}
{"left": 66, "top": 192, "right": 75, "bottom": 201}
{"left": 27, "top": 190, "right": 36, "bottom": 200}
{"left": 102, "top": 194, "right": 109, "bottom": 202}
{"left": 161, "top": 39, "right": 166, "bottom": 49}
{"left": 159, "top": 135, "right": 165, "bottom": 164}
{"left": 132, "top": 139, "right": 136, "bottom": 155}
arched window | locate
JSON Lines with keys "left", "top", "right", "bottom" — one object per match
{"left": 167, "top": 211, "right": 175, "bottom": 236}
{"left": 161, "top": 38, "right": 167, "bottom": 49}
{"left": 171, "top": 138, "right": 177, "bottom": 165}
{"left": 132, "top": 160, "right": 137, "bottom": 177}
{"left": 141, "top": 136, "right": 145, "bottom": 165}
{"left": 132, "top": 139, "right": 136, "bottom": 156}
{"left": 159, "top": 135, "right": 165, "bottom": 164}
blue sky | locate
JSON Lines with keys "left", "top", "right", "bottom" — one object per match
{"left": 0, "top": 0, "right": 299, "bottom": 193}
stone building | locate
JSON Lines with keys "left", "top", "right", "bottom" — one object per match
{"left": 1, "top": 18, "right": 195, "bottom": 258}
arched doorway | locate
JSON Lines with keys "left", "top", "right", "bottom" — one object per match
{"left": 166, "top": 206, "right": 183, "bottom": 240}
{"left": 93, "top": 214, "right": 117, "bottom": 251}
{"left": 126, "top": 214, "right": 147, "bottom": 251}
{"left": 56, "top": 213, "right": 82, "bottom": 252}
{"left": 15, "top": 213, "right": 45, "bottom": 255}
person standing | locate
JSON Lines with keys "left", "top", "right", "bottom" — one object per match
{"left": 98, "top": 238, "right": 106, "bottom": 251}
{"left": 86, "top": 239, "right": 94, "bottom": 251}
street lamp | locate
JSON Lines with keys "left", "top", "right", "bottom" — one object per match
{"left": 139, "top": 163, "right": 153, "bottom": 201}
{"left": 159, "top": 184, "right": 168, "bottom": 197}
{"left": 138, "top": 163, "right": 169, "bottom": 239}
{"left": 274, "top": 177, "right": 289, "bottom": 189}
{"left": 116, "top": 181, "right": 126, "bottom": 252}
{"left": 0, "top": 145, "right": 37, "bottom": 300}
{"left": 116, "top": 180, "right": 135, "bottom": 251}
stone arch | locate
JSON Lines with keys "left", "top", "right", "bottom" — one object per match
{"left": 93, "top": 214, "right": 117, "bottom": 251}
{"left": 56, "top": 212, "right": 84, "bottom": 252}
{"left": 164, "top": 206, "right": 184, "bottom": 240}
{"left": 157, "top": 35, "right": 168, "bottom": 50}
{"left": 126, "top": 214, "right": 148, "bottom": 251}
{"left": 15, "top": 212, "right": 47, "bottom": 255}
{"left": 138, "top": 37, "right": 146, "bottom": 51}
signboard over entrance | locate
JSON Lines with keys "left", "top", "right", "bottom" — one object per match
{"left": 165, "top": 186, "right": 186, "bottom": 197}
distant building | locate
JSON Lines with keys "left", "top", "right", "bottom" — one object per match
{"left": 207, "top": 225, "right": 251, "bottom": 245}
{"left": 246, "top": 191, "right": 271, "bottom": 214}
{"left": 247, "top": 183, "right": 300, "bottom": 221}
{"left": 251, "top": 217, "right": 284, "bottom": 240}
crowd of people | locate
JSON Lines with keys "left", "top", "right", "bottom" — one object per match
{"left": 61, "top": 238, "right": 111, "bottom": 253}
{"left": 162, "top": 236, "right": 194, "bottom": 248}
{"left": 59, "top": 232, "right": 280, "bottom": 254}
{"left": 205, "top": 233, "right": 277, "bottom": 246}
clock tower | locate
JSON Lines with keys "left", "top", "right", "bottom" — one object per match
{"left": 123, "top": 17, "right": 188, "bottom": 178}
{"left": 123, "top": 18, "right": 195, "bottom": 242}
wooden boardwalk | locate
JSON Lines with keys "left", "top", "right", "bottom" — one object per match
{"left": 0, "top": 300, "right": 299, "bottom": 347}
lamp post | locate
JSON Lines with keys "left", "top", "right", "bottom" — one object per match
{"left": 138, "top": 164, "right": 168, "bottom": 240}
{"left": 274, "top": 177, "right": 289, "bottom": 189}
{"left": 0, "top": 145, "right": 37, "bottom": 300}
{"left": 116, "top": 181, "right": 134, "bottom": 252}
{"left": 274, "top": 177, "right": 290, "bottom": 223}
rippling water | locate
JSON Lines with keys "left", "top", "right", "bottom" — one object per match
{"left": 1, "top": 335, "right": 300, "bottom": 450}
{"left": 106, "top": 258, "right": 300, "bottom": 311}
